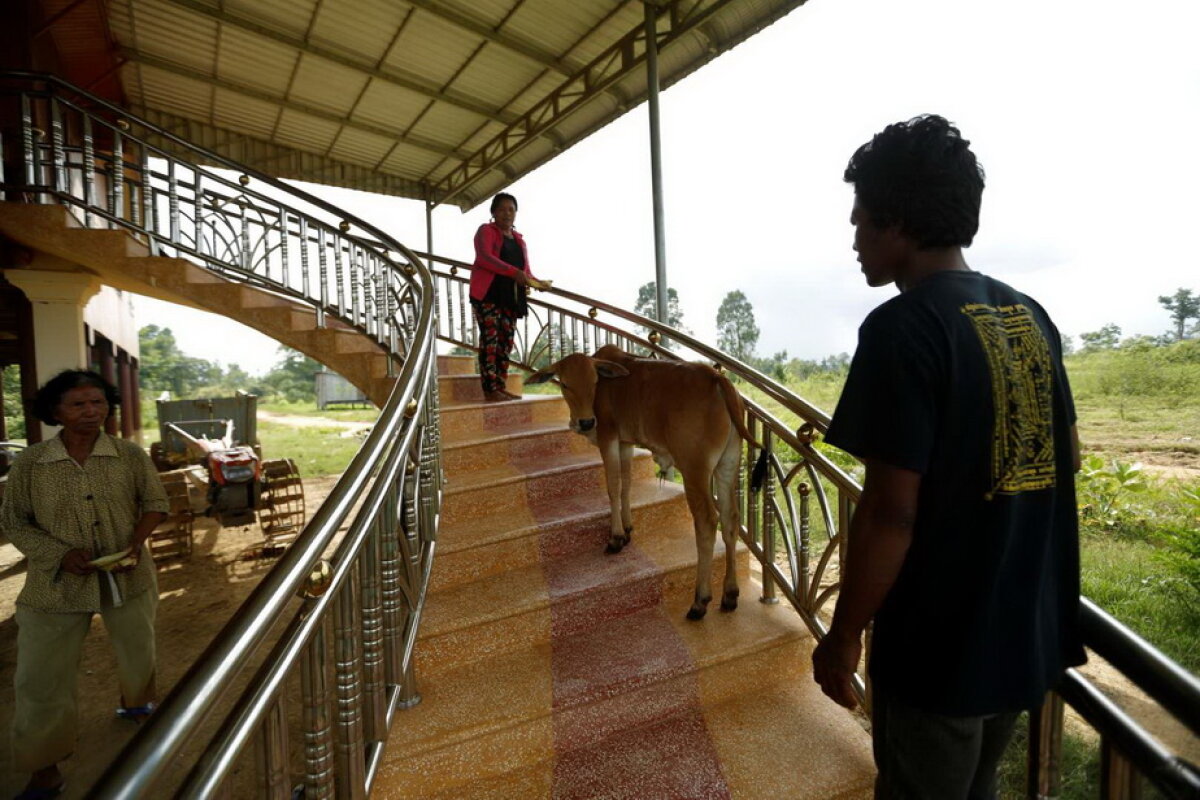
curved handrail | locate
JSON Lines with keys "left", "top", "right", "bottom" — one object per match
{"left": 1, "top": 71, "right": 442, "bottom": 796}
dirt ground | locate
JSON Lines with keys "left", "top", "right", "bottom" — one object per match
{"left": 0, "top": 474, "right": 339, "bottom": 798}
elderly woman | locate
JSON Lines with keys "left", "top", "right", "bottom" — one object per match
{"left": 1, "top": 370, "right": 167, "bottom": 799}
{"left": 471, "top": 192, "right": 543, "bottom": 402}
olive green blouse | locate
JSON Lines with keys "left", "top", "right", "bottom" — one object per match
{"left": 0, "top": 433, "right": 169, "bottom": 613}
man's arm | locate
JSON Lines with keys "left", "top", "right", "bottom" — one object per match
{"left": 811, "top": 457, "right": 921, "bottom": 709}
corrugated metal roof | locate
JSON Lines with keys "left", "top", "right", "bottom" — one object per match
{"left": 39, "top": 0, "right": 813, "bottom": 210}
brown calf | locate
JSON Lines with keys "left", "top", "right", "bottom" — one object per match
{"left": 528, "top": 345, "right": 761, "bottom": 619}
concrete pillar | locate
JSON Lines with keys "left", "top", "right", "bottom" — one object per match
{"left": 4, "top": 269, "right": 102, "bottom": 440}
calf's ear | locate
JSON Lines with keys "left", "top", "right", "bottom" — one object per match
{"left": 593, "top": 359, "right": 630, "bottom": 379}
{"left": 526, "top": 368, "right": 556, "bottom": 385}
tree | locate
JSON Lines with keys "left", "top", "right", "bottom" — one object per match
{"left": 138, "top": 325, "right": 219, "bottom": 396}
{"left": 1079, "top": 323, "right": 1122, "bottom": 352}
{"left": 716, "top": 290, "right": 759, "bottom": 362}
{"left": 261, "top": 347, "right": 322, "bottom": 403}
{"left": 1060, "top": 334, "right": 1075, "bottom": 356}
{"left": 1159, "top": 288, "right": 1200, "bottom": 341}
{"left": 2, "top": 363, "right": 25, "bottom": 440}
{"left": 633, "top": 282, "right": 689, "bottom": 350}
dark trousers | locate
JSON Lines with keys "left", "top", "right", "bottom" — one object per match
{"left": 872, "top": 685, "right": 1020, "bottom": 800}
{"left": 472, "top": 301, "right": 517, "bottom": 394}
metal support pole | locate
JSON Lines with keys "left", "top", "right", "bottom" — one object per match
{"left": 644, "top": 2, "right": 668, "bottom": 328}
{"left": 425, "top": 194, "right": 435, "bottom": 272}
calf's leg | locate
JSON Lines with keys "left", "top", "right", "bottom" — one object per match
{"left": 683, "top": 475, "right": 720, "bottom": 620}
{"left": 714, "top": 433, "right": 742, "bottom": 611}
{"left": 600, "top": 436, "right": 631, "bottom": 553}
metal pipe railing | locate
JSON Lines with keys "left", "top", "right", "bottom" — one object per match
{"left": 1, "top": 71, "right": 442, "bottom": 797}
{"left": 415, "top": 252, "right": 1200, "bottom": 800}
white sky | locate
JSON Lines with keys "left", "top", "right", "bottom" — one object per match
{"left": 134, "top": 0, "right": 1200, "bottom": 377}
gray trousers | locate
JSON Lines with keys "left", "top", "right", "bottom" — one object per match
{"left": 872, "top": 685, "right": 1020, "bottom": 800}
{"left": 12, "top": 580, "right": 158, "bottom": 773}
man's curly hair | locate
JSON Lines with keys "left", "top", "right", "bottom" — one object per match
{"left": 844, "top": 114, "right": 985, "bottom": 249}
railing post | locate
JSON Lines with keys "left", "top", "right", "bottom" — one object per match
{"left": 1101, "top": 738, "right": 1141, "bottom": 800}
{"left": 798, "top": 481, "right": 811, "bottom": 610}
{"left": 760, "top": 432, "right": 778, "bottom": 604}
{"left": 258, "top": 695, "right": 291, "bottom": 799}
{"left": 301, "top": 615, "right": 335, "bottom": 799}
{"left": 81, "top": 114, "right": 94, "bottom": 226}
{"left": 333, "top": 573, "right": 366, "bottom": 800}
{"left": 49, "top": 94, "right": 65, "bottom": 196}
{"left": 359, "top": 523, "right": 387, "bottom": 744}
{"left": 1028, "top": 692, "right": 1064, "bottom": 799}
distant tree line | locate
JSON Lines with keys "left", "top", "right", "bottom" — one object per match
{"left": 138, "top": 325, "right": 321, "bottom": 402}
{"left": 1074, "top": 287, "right": 1200, "bottom": 354}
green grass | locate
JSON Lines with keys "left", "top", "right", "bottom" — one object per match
{"left": 255, "top": 419, "right": 366, "bottom": 478}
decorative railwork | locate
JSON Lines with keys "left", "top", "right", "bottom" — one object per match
{"left": 0, "top": 72, "right": 442, "bottom": 798}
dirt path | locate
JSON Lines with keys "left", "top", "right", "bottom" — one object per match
{"left": 257, "top": 410, "right": 374, "bottom": 436}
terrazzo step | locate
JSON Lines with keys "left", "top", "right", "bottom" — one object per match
{"left": 437, "top": 354, "right": 477, "bottom": 376}
{"left": 441, "top": 419, "right": 594, "bottom": 476}
{"left": 431, "top": 480, "right": 691, "bottom": 593}
{"left": 439, "top": 371, "right": 527, "bottom": 404}
{"left": 439, "top": 449, "right": 657, "bottom": 525}
{"left": 439, "top": 394, "right": 568, "bottom": 439}
{"left": 379, "top": 596, "right": 813, "bottom": 797}
{"left": 416, "top": 516, "right": 750, "bottom": 674}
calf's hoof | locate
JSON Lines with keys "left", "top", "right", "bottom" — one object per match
{"left": 605, "top": 528, "right": 632, "bottom": 554}
{"left": 686, "top": 606, "right": 708, "bottom": 621}
{"left": 720, "top": 594, "right": 739, "bottom": 612}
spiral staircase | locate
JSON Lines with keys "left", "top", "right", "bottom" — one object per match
{"left": 4, "top": 74, "right": 1197, "bottom": 800}
{"left": 0, "top": 193, "right": 875, "bottom": 797}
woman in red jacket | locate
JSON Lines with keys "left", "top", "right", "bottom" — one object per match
{"left": 471, "top": 192, "right": 537, "bottom": 402}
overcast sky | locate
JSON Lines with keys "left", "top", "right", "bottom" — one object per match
{"left": 134, "top": 0, "right": 1200, "bottom": 377}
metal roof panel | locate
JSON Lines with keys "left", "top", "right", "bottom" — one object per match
{"left": 289, "top": 54, "right": 372, "bottom": 116}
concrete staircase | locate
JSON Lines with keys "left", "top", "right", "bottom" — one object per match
{"left": 373, "top": 356, "right": 876, "bottom": 799}
{"left": 0, "top": 203, "right": 396, "bottom": 405}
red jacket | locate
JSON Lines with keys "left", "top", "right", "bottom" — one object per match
{"left": 471, "top": 223, "right": 536, "bottom": 301}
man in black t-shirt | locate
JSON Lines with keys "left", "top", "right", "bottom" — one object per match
{"left": 811, "top": 115, "right": 1084, "bottom": 799}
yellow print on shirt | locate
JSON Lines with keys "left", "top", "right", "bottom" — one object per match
{"left": 961, "top": 303, "right": 1056, "bottom": 498}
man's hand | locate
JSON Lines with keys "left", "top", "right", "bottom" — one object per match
{"left": 812, "top": 629, "right": 863, "bottom": 709}
{"left": 60, "top": 548, "right": 95, "bottom": 576}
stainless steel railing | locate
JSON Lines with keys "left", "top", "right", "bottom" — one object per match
{"left": 416, "top": 249, "right": 1200, "bottom": 799}
{"left": 1, "top": 72, "right": 441, "bottom": 797}
{"left": 3, "top": 70, "right": 1196, "bottom": 799}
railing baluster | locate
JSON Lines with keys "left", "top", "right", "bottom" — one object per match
{"left": 111, "top": 125, "right": 124, "bottom": 221}
{"left": 317, "top": 226, "right": 329, "bottom": 328}
{"left": 761, "top": 431, "right": 778, "bottom": 604}
{"left": 138, "top": 135, "right": 151, "bottom": 234}
{"left": 302, "top": 616, "right": 335, "bottom": 799}
{"left": 279, "top": 207, "right": 290, "bottom": 291}
{"left": 259, "top": 695, "right": 290, "bottom": 799}
{"left": 81, "top": 114, "right": 94, "bottom": 226}
{"left": 167, "top": 158, "right": 180, "bottom": 243}
{"left": 333, "top": 573, "right": 366, "bottom": 800}
{"left": 359, "top": 521, "right": 386, "bottom": 743}
{"left": 49, "top": 95, "right": 65, "bottom": 196}
{"left": 335, "top": 235, "right": 347, "bottom": 320}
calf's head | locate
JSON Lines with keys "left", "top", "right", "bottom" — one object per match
{"left": 527, "top": 353, "right": 628, "bottom": 439}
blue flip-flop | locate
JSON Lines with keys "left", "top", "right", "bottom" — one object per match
{"left": 13, "top": 782, "right": 65, "bottom": 800}
{"left": 115, "top": 702, "right": 156, "bottom": 723}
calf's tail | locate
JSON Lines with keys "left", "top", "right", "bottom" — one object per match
{"left": 715, "top": 373, "right": 770, "bottom": 493}
{"left": 750, "top": 449, "right": 770, "bottom": 493}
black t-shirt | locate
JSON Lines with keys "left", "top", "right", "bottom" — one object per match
{"left": 480, "top": 235, "right": 527, "bottom": 315}
{"left": 825, "top": 270, "right": 1085, "bottom": 716}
